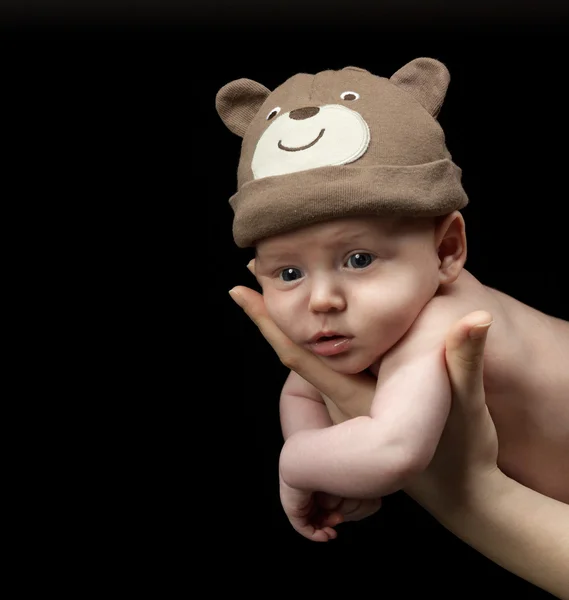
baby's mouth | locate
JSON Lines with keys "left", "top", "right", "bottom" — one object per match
{"left": 316, "top": 335, "right": 344, "bottom": 343}
{"left": 308, "top": 334, "right": 352, "bottom": 357}
{"left": 308, "top": 330, "right": 349, "bottom": 344}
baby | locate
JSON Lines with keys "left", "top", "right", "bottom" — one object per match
{"left": 216, "top": 58, "right": 569, "bottom": 541}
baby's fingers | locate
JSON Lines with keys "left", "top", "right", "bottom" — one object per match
{"left": 289, "top": 517, "right": 338, "bottom": 542}
{"left": 309, "top": 526, "right": 338, "bottom": 541}
{"left": 319, "top": 511, "right": 344, "bottom": 528}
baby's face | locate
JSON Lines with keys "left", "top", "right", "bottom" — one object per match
{"left": 255, "top": 216, "right": 443, "bottom": 374}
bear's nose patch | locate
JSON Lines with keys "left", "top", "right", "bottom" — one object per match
{"left": 289, "top": 107, "right": 320, "bottom": 120}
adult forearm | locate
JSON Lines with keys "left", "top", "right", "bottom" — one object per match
{"left": 279, "top": 416, "right": 420, "bottom": 499}
{"left": 428, "top": 472, "right": 569, "bottom": 599}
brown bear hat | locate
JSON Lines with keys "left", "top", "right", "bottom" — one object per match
{"left": 216, "top": 57, "right": 469, "bottom": 248}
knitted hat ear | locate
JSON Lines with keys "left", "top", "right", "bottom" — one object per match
{"left": 215, "top": 78, "right": 271, "bottom": 138}
{"left": 390, "top": 57, "right": 450, "bottom": 118}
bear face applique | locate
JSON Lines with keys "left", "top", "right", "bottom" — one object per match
{"left": 217, "top": 58, "right": 468, "bottom": 247}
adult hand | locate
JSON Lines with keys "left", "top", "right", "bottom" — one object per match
{"left": 230, "top": 264, "right": 569, "bottom": 599}
{"left": 403, "top": 311, "right": 497, "bottom": 514}
{"left": 229, "top": 276, "right": 495, "bottom": 508}
{"left": 229, "top": 268, "right": 376, "bottom": 425}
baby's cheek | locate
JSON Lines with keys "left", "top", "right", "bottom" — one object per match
{"left": 370, "top": 297, "right": 421, "bottom": 345}
{"left": 265, "top": 299, "right": 301, "bottom": 341}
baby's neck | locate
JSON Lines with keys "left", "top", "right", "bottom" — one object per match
{"left": 366, "top": 360, "right": 382, "bottom": 378}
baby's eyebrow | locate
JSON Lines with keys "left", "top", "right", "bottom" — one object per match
{"left": 257, "top": 249, "right": 300, "bottom": 263}
{"left": 334, "top": 231, "right": 370, "bottom": 244}
{"left": 324, "top": 231, "right": 383, "bottom": 248}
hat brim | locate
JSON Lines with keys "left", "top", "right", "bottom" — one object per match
{"left": 230, "top": 159, "right": 469, "bottom": 248}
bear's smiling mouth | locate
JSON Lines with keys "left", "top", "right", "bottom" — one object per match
{"left": 278, "top": 128, "right": 325, "bottom": 152}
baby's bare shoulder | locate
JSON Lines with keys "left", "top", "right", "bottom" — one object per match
{"left": 380, "top": 299, "right": 462, "bottom": 372}
{"left": 400, "top": 293, "right": 476, "bottom": 349}
{"left": 391, "top": 278, "right": 504, "bottom": 362}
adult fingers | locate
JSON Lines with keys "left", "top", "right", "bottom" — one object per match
{"left": 229, "top": 285, "right": 371, "bottom": 405}
{"left": 444, "top": 310, "right": 493, "bottom": 413}
{"left": 229, "top": 285, "right": 315, "bottom": 372}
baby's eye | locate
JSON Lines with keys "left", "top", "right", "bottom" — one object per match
{"left": 346, "top": 253, "right": 374, "bottom": 269}
{"left": 279, "top": 267, "right": 303, "bottom": 282}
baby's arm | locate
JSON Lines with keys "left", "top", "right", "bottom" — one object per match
{"left": 279, "top": 326, "right": 452, "bottom": 499}
{"left": 279, "top": 369, "right": 383, "bottom": 539}
{"left": 279, "top": 370, "right": 332, "bottom": 440}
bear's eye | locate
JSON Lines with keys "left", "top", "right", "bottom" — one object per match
{"left": 341, "top": 91, "right": 360, "bottom": 101}
{"left": 266, "top": 107, "right": 281, "bottom": 120}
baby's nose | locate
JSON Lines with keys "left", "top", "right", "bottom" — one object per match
{"left": 309, "top": 283, "right": 347, "bottom": 313}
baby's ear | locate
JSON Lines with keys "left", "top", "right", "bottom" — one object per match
{"left": 390, "top": 57, "right": 450, "bottom": 118}
{"left": 435, "top": 211, "right": 467, "bottom": 285}
{"left": 215, "top": 78, "right": 271, "bottom": 137}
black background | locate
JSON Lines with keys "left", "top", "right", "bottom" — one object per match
{"left": 5, "top": 2, "right": 567, "bottom": 595}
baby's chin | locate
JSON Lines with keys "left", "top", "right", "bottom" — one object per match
{"left": 318, "top": 354, "right": 377, "bottom": 376}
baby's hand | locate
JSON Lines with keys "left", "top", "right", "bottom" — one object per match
{"left": 279, "top": 477, "right": 341, "bottom": 542}
{"left": 316, "top": 493, "right": 383, "bottom": 524}
{"left": 279, "top": 476, "right": 382, "bottom": 542}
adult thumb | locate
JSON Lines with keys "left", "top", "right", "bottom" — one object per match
{"left": 444, "top": 310, "right": 493, "bottom": 407}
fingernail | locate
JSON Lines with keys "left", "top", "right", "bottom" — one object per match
{"left": 469, "top": 320, "right": 493, "bottom": 339}
{"left": 229, "top": 288, "right": 243, "bottom": 306}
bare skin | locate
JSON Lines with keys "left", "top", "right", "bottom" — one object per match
{"left": 440, "top": 271, "right": 569, "bottom": 502}
{"left": 229, "top": 289, "right": 569, "bottom": 599}
{"left": 246, "top": 213, "right": 568, "bottom": 518}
